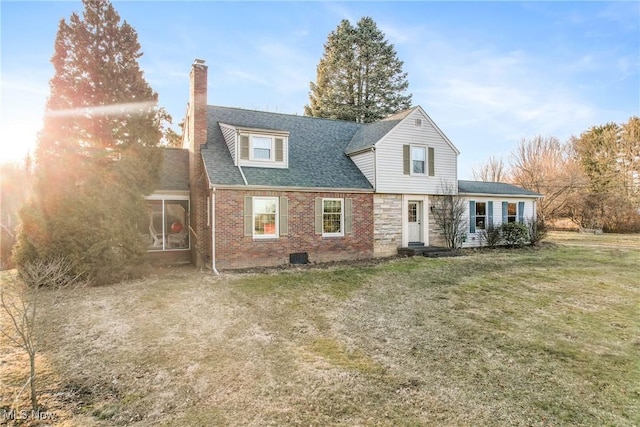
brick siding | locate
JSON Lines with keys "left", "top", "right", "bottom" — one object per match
{"left": 215, "top": 189, "right": 373, "bottom": 269}
{"left": 187, "top": 61, "right": 209, "bottom": 267}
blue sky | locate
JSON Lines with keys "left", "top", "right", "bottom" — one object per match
{"left": 1, "top": 1, "right": 638, "bottom": 179}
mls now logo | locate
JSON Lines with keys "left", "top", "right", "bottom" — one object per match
{"left": 2, "top": 408, "right": 56, "bottom": 421}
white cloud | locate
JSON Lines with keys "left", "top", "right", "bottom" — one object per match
{"left": 226, "top": 70, "right": 269, "bottom": 86}
{"left": 388, "top": 24, "right": 633, "bottom": 178}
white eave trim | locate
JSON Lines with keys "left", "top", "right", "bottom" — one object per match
{"left": 458, "top": 192, "right": 543, "bottom": 198}
{"left": 219, "top": 122, "right": 290, "bottom": 137}
{"left": 346, "top": 146, "right": 376, "bottom": 157}
{"left": 415, "top": 106, "right": 461, "bottom": 156}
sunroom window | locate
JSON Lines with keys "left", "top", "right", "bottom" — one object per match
{"left": 143, "top": 199, "right": 189, "bottom": 251}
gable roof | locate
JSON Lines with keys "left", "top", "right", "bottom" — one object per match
{"left": 202, "top": 106, "right": 373, "bottom": 190}
{"left": 345, "top": 108, "right": 415, "bottom": 154}
{"left": 458, "top": 180, "right": 542, "bottom": 197}
{"left": 156, "top": 147, "right": 189, "bottom": 192}
{"left": 345, "top": 106, "right": 460, "bottom": 156}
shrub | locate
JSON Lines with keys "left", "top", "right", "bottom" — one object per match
{"left": 478, "top": 224, "right": 502, "bottom": 248}
{"left": 526, "top": 217, "right": 547, "bottom": 246}
{"left": 500, "top": 222, "right": 529, "bottom": 247}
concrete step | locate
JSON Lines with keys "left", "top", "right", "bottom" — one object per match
{"left": 398, "top": 246, "right": 459, "bottom": 258}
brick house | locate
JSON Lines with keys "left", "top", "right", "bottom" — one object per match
{"left": 145, "top": 59, "right": 541, "bottom": 270}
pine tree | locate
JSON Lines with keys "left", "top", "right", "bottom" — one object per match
{"left": 14, "top": 0, "right": 167, "bottom": 284}
{"left": 305, "top": 17, "right": 412, "bottom": 123}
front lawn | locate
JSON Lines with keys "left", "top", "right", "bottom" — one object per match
{"left": 1, "top": 233, "right": 639, "bottom": 426}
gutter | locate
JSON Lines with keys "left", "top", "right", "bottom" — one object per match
{"left": 458, "top": 192, "right": 543, "bottom": 198}
{"left": 209, "top": 184, "right": 374, "bottom": 193}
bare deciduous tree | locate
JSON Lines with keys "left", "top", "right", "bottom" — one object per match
{"left": 430, "top": 182, "right": 467, "bottom": 249}
{"left": 0, "top": 257, "right": 82, "bottom": 411}
{"left": 472, "top": 156, "right": 508, "bottom": 182}
{"left": 510, "top": 136, "right": 579, "bottom": 224}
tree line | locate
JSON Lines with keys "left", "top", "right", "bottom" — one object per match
{"left": 473, "top": 117, "right": 640, "bottom": 232}
{"left": 3, "top": 0, "right": 636, "bottom": 284}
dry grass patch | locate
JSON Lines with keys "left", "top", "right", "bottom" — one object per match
{"left": 1, "top": 234, "right": 638, "bottom": 425}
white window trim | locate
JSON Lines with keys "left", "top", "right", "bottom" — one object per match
{"left": 250, "top": 135, "right": 274, "bottom": 162}
{"left": 475, "top": 201, "right": 487, "bottom": 230}
{"left": 253, "top": 196, "right": 279, "bottom": 239}
{"left": 410, "top": 145, "right": 427, "bottom": 176}
{"left": 322, "top": 197, "right": 344, "bottom": 237}
{"left": 237, "top": 132, "right": 289, "bottom": 169}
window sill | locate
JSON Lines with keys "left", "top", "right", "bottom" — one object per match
{"left": 252, "top": 236, "right": 279, "bottom": 241}
{"left": 147, "top": 247, "right": 190, "bottom": 252}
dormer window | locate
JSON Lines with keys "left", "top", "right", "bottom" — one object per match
{"left": 238, "top": 132, "right": 287, "bottom": 168}
{"left": 252, "top": 136, "right": 272, "bottom": 160}
{"left": 219, "top": 123, "right": 289, "bottom": 169}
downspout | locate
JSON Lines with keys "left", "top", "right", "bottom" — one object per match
{"left": 238, "top": 165, "right": 248, "bottom": 186}
{"left": 210, "top": 187, "right": 219, "bottom": 275}
{"left": 372, "top": 146, "right": 377, "bottom": 191}
{"left": 425, "top": 195, "right": 430, "bottom": 246}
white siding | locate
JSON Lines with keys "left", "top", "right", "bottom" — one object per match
{"left": 220, "top": 124, "right": 237, "bottom": 165}
{"left": 461, "top": 197, "right": 537, "bottom": 248}
{"left": 375, "top": 108, "right": 458, "bottom": 194}
{"left": 351, "top": 151, "right": 375, "bottom": 186}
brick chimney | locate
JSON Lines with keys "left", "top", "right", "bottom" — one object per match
{"left": 187, "top": 59, "right": 209, "bottom": 267}
{"left": 188, "top": 58, "right": 208, "bottom": 153}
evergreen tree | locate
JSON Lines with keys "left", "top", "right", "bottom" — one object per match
{"left": 0, "top": 159, "right": 32, "bottom": 270}
{"left": 305, "top": 17, "right": 412, "bottom": 123}
{"left": 14, "top": 0, "right": 167, "bottom": 284}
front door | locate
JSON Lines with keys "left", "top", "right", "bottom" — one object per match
{"left": 408, "top": 201, "right": 422, "bottom": 244}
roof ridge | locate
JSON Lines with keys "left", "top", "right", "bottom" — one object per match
{"left": 207, "top": 105, "right": 367, "bottom": 126}
{"left": 379, "top": 106, "right": 417, "bottom": 122}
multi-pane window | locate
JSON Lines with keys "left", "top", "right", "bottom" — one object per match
{"left": 408, "top": 203, "right": 417, "bottom": 222}
{"left": 253, "top": 197, "right": 278, "bottom": 237}
{"left": 475, "top": 202, "right": 486, "bottom": 230}
{"left": 323, "top": 198, "right": 343, "bottom": 236}
{"left": 412, "top": 146, "right": 426, "bottom": 174}
{"left": 507, "top": 203, "right": 517, "bottom": 223}
{"left": 252, "top": 136, "right": 272, "bottom": 160}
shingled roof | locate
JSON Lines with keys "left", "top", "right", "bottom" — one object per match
{"left": 345, "top": 108, "right": 415, "bottom": 154}
{"left": 156, "top": 147, "right": 189, "bottom": 192}
{"left": 458, "top": 180, "right": 542, "bottom": 197}
{"left": 202, "top": 106, "right": 373, "bottom": 190}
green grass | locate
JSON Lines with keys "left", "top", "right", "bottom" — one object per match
{"left": 1, "top": 233, "right": 638, "bottom": 426}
